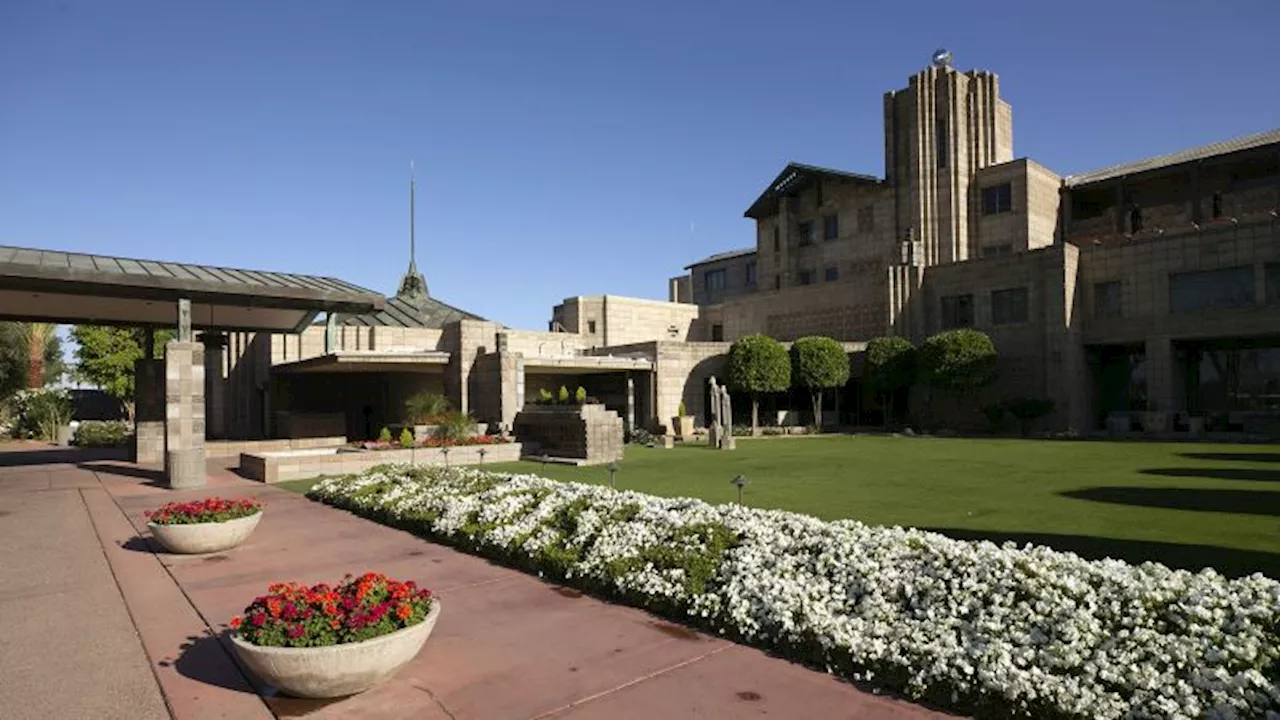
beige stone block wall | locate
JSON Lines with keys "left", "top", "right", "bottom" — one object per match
{"left": 652, "top": 341, "right": 731, "bottom": 429}
{"left": 601, "top": 296, "right": 700, "bottom": 345}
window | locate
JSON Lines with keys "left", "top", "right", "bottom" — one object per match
{"left": 1128, "top": 206, "right": 1143, "bottom": 233}
{"left": 823, "top": 214, "right": 839, "bottom": 241}
{"left": 1266, "top": 263, "right": 1280, "bottom": 306}
{"left": 705, "top": 268, "right": 727, "bottom": 291}
{"left": 1212, "top": 191, "right": 1224, "bottom": 219}
{"left": 981, "top": 244, "right": 1014, "bottom": 258}
{"left": 941, "top": 294, "right": 974, "bottom": 329}
{"left": 991, "top": 287, "right": 1029, "bottom": 325}
{"left": 1071, "top": 188, "right": 1109, "bottom": 220}
{"left": 1095, "top": 281, "right": 1122, "bottom": 319}
{"left": 745, "top": 261, "right": 757, "bottom": 286}
{"left": 824, "top": 266, "right": 839, "bottom": 282}
{"left": 797, "top": 269, "right": 814, "bottom": 286}
{"left": 797, "top": 220, "right": 815, "bottom": 246}
{"left": 773, "top": 226, "right": 780, "bottom": 252}
{"left": 711, "top": 324, "right": 724, "bottom": 341}
{"left": 936, "top": 117, "right": 948, "bottom": 169}
{"left": 774, "top": 275, "right": 781, "bottom": 290}
{"left": 857, "top": 206, "right": 874, "bottom": 233}
{"left": 1170, "top": 266, "right": 1255, "bottom": 313}
{"left": 587, "top": 320, "right": 597, "bottom": 334}
{"left": 815, "top": 181, "right": 824, "bottom": 208}
{"left": 982, "top": 183, "right": 1013, "bottom": 215}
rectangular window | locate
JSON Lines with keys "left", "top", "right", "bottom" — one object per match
{"left": 797, "top": 220, "right": 815, "bottom": 246}
{"left": 940, "top": 294, "right": 974, "bottom": 329}
{"left": 587, "top": 320, "right": 597, "bottom": 334}
{"left": 824, "top": 266, "right": 839, "bottom": 282}
{"left": 991, "top": 287, "right": 1029, "bottom": 325}
{"left": 857, "top": 206, "right": 874, "bottom": 233}
{"left": 1267, "top": 263, "right": 1280, "bottom": 305}
{"left": 981, "top": 244, "right": 1014, "bottom": 258}
{"left": 711, "top": 324, "right": 724, "bottom": 342}
{"left": 982, "top": 183, "right": 1014, "bottom": 215}
{"left": 823, "top": 214, "right": 839, "bottom": 241}
{"left": 797, "top": 269, "right": 814, "bottom": 286}
{"left": 745, "top": 261, "right": 757, "bottom": 286}
{"left": 773, "top": 226, "right": 780, "bottom": 252}
{"left": 936, "top": 117, "right": 948, "bottom": 169}
{"left": 1169, "top": 266, "right": 1255, "bottom": 313}
{"left": 1095, "top": 280, "right": 1122, "bottom": 319}
{"left": 705, "top": 268, "right": 727, "bottom": 291}
{"left": 774, "top": 275, "right": 781, "bottom": 290}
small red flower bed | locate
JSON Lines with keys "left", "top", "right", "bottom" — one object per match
{"left": 145, "top": 496, "right": 263, "bottom": 525}
{"left": 357, "top": 435, "right": 508, "bottom": 451}
{"left": 231, "top": 573, "right": 433, "bottom": 647}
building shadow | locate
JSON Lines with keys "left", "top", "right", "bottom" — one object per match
{"left": 923, "top": 527, "right": 1280, "bottom": 579}
{"left": 1140, "top": 467, "right": 1280, "bottom": 482}
{"left": 0, "top": 447, "right": 126, "bottom": 467}
{"left": 1179, "top": 452, "right": 1280, "bottom": 464}
{"left": 78, "top": 461, "right": 166, "bottom": 484}
{"left": 1062, "top": 486, "right": 1280, "bottom": 517}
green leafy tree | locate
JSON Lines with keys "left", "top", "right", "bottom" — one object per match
{"left": 405, "top": 391, "right": 451, "bottom": 424}
{"left": 398, "top": 428, "right": 415, "bottom": 448}
{"left": 69, "top": 326, "right": 171, "bottom": 421}
{"left": 918, "top": 329, "right": 999, "bottom": 399}
{"left": 726, "top": 335, "right": 790, "bottom": 435}
{"left": 378, "top": 426, "right": 393, "bottom": 443}
{"left": 865, "top": 336, "right": 917, "bottom": 426}
{"left": 790, "top": 336, "right": 850, "bottom": 430}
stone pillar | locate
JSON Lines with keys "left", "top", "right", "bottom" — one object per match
{"left": 164, "top": 341, "right": 206, "bottom": 489}
{"left": 132, "top": 358, "right": 165, "bottom": 464}
{"left": 199, "top": 332, "right": 227, "bottom": 440}
{"left": 325, "top": 312, "right": 338, "bottom": 354}
{"left": 1145, "top": 336, "right": 1175, "bottom": 413}
{"left": 625, "top": 375, "right": 635, "bottom": 439}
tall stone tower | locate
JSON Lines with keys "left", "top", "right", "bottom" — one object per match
{"left": 884, "top": 50, "right": 1013, "bottom": 265}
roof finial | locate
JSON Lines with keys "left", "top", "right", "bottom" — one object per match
{"left": 409, "top": 160, "right": 417, "bottom": 271}
{"left": 397, "top": 161, "right": 429, "bottom": 299}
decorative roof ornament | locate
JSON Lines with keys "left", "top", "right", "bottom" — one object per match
{"left": 397, "top": 161, "right": 430, "bottom": 300}
{"left": 931, "top": 48, "right": 953, "bottom": 69}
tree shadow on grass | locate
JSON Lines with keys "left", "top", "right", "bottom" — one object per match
{"left": 1140, "top": 467, "right": 1280, "bottom": 482}
{"left": 1062, "top": 486, "right": 1280, "bottom": 517}
{"left": 923, "top": 527, "right": 1280, "bottom": 579}
{"left": 1180, "top": 452, "right": 1280, "bottom": 463}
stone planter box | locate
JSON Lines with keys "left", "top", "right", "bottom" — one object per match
{"left": 671, "top": 416, "right": 694, "bottom": 439}
{"left": 513, "top": 404, "right": 623, "bottom": 465}
{"left": 1105, "top": 414, "right": 1132, "bottom": 434}
{"left": 240, "top": 443, "right": 523, "bottom": 483}
{"left": 147, "top": 512, "right": 262, "bottom": 554}
{"left": 1142, "top": 411, "right": 1170, "bottom": 433}
{"left": 205, "top": 436, "right": 347, "bottom": 460}
{"left": 411, "top": 423, "right": 488, "bottom": 439}
{"left": 231, "top": 601, "right": 441, "bottom": 698}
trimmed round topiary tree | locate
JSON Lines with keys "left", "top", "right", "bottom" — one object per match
{"left": 918, "top": 329, "right": 999, "bottom": 399}
{"left": 726, "top": 335, "right": 791, "bottom": 436}
{"left": 789, "top": 336, "right": 850, "bottom": 430}
{"left": 865, "top": 336, "right": 917, "bottom": 427}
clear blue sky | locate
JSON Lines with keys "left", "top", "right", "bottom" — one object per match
{"left": 3, "top": 0, "right": 1277, "bottom": 331}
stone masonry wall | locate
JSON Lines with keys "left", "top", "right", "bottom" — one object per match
{"left": 512, "top": 405, "right": 623, "bottom": 465}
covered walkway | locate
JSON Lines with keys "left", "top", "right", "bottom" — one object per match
{"left": 0, "top": 444, "right": 950, "bottom": 719}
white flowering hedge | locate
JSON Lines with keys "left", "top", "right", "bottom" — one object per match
{"left": 308, "top": 465, "right": 1280, "bottom": 719}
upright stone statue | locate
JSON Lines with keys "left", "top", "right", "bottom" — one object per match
{"left": 705, "top": 376, "right": 735, "bottom": 451}
{"left": 707, "top": 376, "right": 722, "bottom": 448}
{"left": 720, "top": 383, "right": 735, "bottom": 450}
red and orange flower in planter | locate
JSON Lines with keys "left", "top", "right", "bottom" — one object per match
{"left": 357, "top": 434, "right": 509, "bottom": 451}
{"left": 144, "top": 496, "right": 265, "bottom": 554}
{"left": 228, "top": 573, "right": 442, "bottom": 698}
{"left": 145, "top": 496, "right": 264, "bottom": 525}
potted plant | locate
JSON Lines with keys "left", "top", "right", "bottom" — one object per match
{"left": 229, "top": 573, "right": 440, "bottom": 698}
{"left": 145, "top": 496, "right": 264, "bottom": 554}
{"left": 671, "top": 400, "right": 694, "bottom": 439}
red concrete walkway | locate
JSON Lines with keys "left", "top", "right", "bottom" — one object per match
{"left": 1, "top": 445, "right": 956, "bottom": 719}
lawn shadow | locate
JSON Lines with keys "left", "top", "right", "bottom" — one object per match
{"left": 924, "top": 527, "right": 1280, "bottom": 579}
{"left": 1140, "top": 467, "right": 1280, "bottom": 482}
{"left": 1179, "top": 452, "right": 1280, "bottom": 463}
{"left": 1062, "top": 486, "right": 1280, "bottom": 517}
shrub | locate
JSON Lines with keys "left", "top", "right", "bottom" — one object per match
{"left": 558, "top": 386, "right": 570, "bottom": 404}
{"left": 399, "top": 428, "right": 415, "bottom": 448}
{"left": 404, "top": 391, "right": 451, "bottom": 424}
{"left": 981, "top": 402, "right": 1011, "bottom": 434}
{"left": 378, "top": 427, "right": 392, "bottom": 443}
{"left": 231, "top": 573, "right": 434, "bottom": 648}
{"left": 538, "top": 388, "right": 554, "bottom": 404}
{"left": 919, "top": 329, "right": 998, "bottom": 395}
{"left": 628, "top": 427, "right": 654, "bottom": 445}
{"left": 865, "top": 336, "right": 916, "bottom": 426}
{"left": 726, "top": 335, "right": 790, "bottom": 435}
{"left": 574, "top": 386, "right": 587, "bottom": 405}
{"left": 145, "top": 496, "right": 263, "bottom": 525}
{"left": 432, "top": 411, "right": 474, "bottom": 442}
{"left": 1004, "top": 397, "right": 1056, "bottom": 436}
{"left": 73, "top": 420, "right": 131, "bottom": 447}
{"left": 789, "top": 336, "right": 850, "bottom": 430}
{"left": 24, "top": 388, "right": 72, "bottom": 441}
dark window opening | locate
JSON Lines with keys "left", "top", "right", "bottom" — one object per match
{"left": 797, "top": 220, "right": 815, "bottom": 246}
{"left": 774, "top": 275, "right": 781, "bottom": 290}
{"left": 705, "top": 268, "right": 727, "bottom": 291}
{"left": 991, "top": 287, "right": 1029, "bottom": 325}
{"left": 745, "top": 261, "right": 757, "bottom": 286}
{"left": 824, "top": 266, "right": 839, "bottom": 282}
{"left": 1268, "top": 263, "right": 1280, "bottom": 306}
{"left": 982, "top": 244, "right": 1014, "bottom": 258}
{"left": 815, "top": 181, "right": 823, "bottom": 208}
{"left": 1070, "top": 188, "right": 1110, "bottom": 221}
{"left": 857, "top": 206, "right": 874, "bottom": 233}
{"left": 936, "top": 117, "right": 948, "bottom": 169}
{"left": 1170, "top": 266, "right": 1256, "bottom": 313}
{"left": 1230, "top": 154, "right": 1279, "bottom": 188}
{"left": 711, "top": 324, "right": 724, "bottom": 342}
{"left": 941, "top": 294, "right": 973, "bottom": 329}
{"left": 1129, "top": 206, "right": 1143, "bottom": 233}
{"left": 587, "top": 320, "right": 597, "bottom": 334}
{"left": 773, "top": 226, "right": 780, "bottom": 252}
{"left": 1095, "top": 281, "right": 1122, "bottom": 319}
{"left": 797, "top": 269, "right": 814, "bottom": 286}
{"left": 1212, "top": 191, "right": 1224, "bottom": 219}
{"left": 982, "top": 183, "right": 1013, "bottom": 215}
{"left": 823, "top": 214, "right": 838, "bottom": 241}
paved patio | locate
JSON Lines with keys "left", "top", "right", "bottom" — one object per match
{"left": 0, "top": 443, "right": 954, "bottom": 719}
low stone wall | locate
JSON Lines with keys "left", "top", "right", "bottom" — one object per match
{"left": 206, "top": 436, "right": 347, "bottom": 459}
{"left": 512, "top": 404, "right": 623, "bottom": 465}
{"left": 239, "top": 442, "right": 524, "bottom": 483}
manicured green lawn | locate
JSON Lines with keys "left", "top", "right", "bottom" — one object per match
{"left": 280, "top": 436, "right": 1280, "bottom": 578}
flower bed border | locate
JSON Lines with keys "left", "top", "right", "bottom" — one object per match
{"left": 308, "top": 467, "right": 1280, "bottom": 719}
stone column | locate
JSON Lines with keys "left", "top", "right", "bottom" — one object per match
{"left": 199, "top": 332, "right": 227, "bottom": 440}
{"left": 132, "top": 358, "right": 165, "bottom": 464}
{"left": 625, "top": 375, "right": 635, "bottom": 439}
{"left": 164, "top": 341, "right": 206, "bottom": 489}
{"left": 1145, "top": 336, "right": 1175, "bottom": 413}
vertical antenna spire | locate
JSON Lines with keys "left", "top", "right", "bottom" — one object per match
{"left": 409, "top": 160, "right": 417, "bottom": 270}
{"left": 397, "top": 160, "right": 429, "bottom": 299}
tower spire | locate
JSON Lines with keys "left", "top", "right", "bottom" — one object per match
{"left": 397, "top": 160, "right": 429, "bottom": 299}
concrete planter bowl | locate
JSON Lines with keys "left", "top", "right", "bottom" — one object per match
{"left": 147, "top": 512, "right": 263, "bottom": 554}
{"left": 231, "top": 601, "right": 441, "bottom": 698}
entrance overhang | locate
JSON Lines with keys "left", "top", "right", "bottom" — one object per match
{"left": 522, "top": 356, "right": 654, "bottom": 375}
{"left": 273, "top": 351, "right": 451, "bottom": 374}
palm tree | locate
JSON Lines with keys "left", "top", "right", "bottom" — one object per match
{"left": 17, "top": 323, "right": 56, "bottom": 388}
